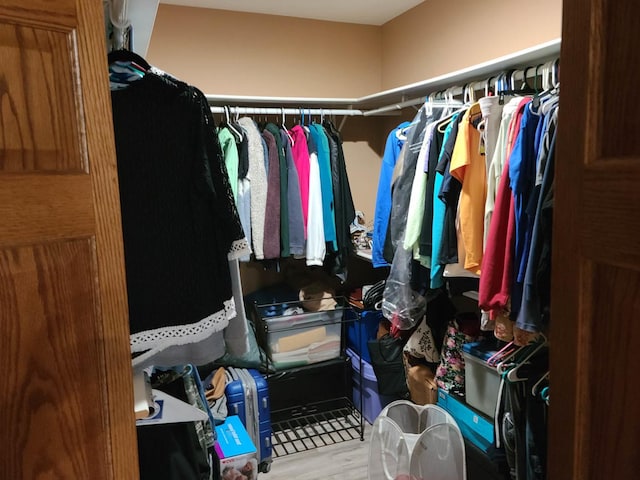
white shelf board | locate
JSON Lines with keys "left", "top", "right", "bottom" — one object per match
{"left": 205, "top": 38, "right": 561, "bottom": 111}
{"left": 357, "top": 38, "right": 561, "bottom": 107}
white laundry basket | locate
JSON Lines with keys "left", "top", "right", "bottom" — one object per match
{"left": 368, "top": 401, "right": 467, "bottom": 480}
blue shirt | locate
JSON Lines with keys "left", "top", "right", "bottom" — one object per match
{"left": 309, "top": 124, "right": 337, "bottom": 250}
{"left": 509, "top": 101, "right": 541, "bottom": 319}
{"left": 372, "top": 122, "right": 411, "bottom": 267}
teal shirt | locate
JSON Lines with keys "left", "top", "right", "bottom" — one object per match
{"left": 309, "top": 124, "right": 337, "bottom": 250}
{"left": 431, "top": 113, "right": 460, "bottom": 288}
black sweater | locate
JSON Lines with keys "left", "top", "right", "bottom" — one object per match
{"left": 111, "top": 72, "right": 246, "bottom": 361}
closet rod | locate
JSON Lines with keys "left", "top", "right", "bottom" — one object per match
{"left": 209, "top": 106, "right": 364, "bottom": 116}
{"left": 205, "top": 94, "right": 358, "bottom": 106}
{"left": 362, "top": 62, "right": 555, "bottom": 117}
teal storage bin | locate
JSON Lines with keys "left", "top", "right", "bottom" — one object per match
{"left": 437, "top": 388, "right": 495, "bottom": 454}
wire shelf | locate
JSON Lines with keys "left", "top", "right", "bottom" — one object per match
{"left": 271, "top": 399, "right": 363, "bottom": 457}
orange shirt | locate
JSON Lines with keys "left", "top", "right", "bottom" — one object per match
{"left": 450, "top": 103, "right": 486, "bottom": 275}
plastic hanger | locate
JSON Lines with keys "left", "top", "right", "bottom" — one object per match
{"left": 107, "top": 49, "right": 151, "bottom": 71}
{"left": 506, "top": 334, "right": 548, "bottom": 382}
{"left": 540, "top": 386, "right": 550, "bottom": 405}
{"left": 531, "top": 371, "right": 549, "bottom": 396}
{"left": 280, "top": 108, "right": 295, "bottom": 145}
{"left": 222, "top": 106, "right": 244, "bottom": 143}
{"left": 487, "top": 341, "right": 518, "bottom": 367}
{"left": 484, "top": 76, "right": 495, "bottom": 97}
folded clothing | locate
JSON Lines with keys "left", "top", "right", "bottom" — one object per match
{"left": 271, "top": 335, "right": 341, "bottom": 368}
{"left": 272, "top": 326, "right": 327, "bottom": 353}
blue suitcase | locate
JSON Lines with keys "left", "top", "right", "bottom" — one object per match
{"left": 224, "top": 367, "right": 272, "bottom": 473}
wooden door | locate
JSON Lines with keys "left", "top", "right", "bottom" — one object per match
{"left": 0, "top": 0, "right": 138, "bottom": 478}
{"left": 550, "top": 0, "right": 640, "bottom": 478}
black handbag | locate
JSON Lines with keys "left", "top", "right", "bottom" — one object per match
{"left": 367, "top": 334, "right": 408, "bottom": 397}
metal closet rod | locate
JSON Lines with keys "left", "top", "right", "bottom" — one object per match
{"left": 210, "top": 59, "right": 559, "bottom": 118}
{"left": 210, "top": 106, "right": 364, "bottom": 116}
{"left": 363, "top": 61, "right": 558, "bottom": 116}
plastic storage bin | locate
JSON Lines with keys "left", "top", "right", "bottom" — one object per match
{"left": 346, "top": 309, "right": 382, "bottom": 363}
{"left": 346, "top": 348, "right": 396, "bottom": 424}
{"left": 462, "top": 341, "right": 501, "bottom": 418}
{"left": 262, "top": 308, "right": 343, "bottom": 370}
{"left": 437, "top": 389, "right": 494, "bottom": 454}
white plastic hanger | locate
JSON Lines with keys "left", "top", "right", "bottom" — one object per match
{"left": 506, "top": 335, "right": 548, "bottom": 382}
{"left": 531, "top": 371, "right": 550, "bottom": 396}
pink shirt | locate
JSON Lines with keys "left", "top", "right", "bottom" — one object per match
{"left": 289, "top": 125, "right": 311, "bottom": 237}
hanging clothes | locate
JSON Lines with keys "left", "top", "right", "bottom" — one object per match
{"left": 516, "top": 120, "right": 557, "bottom": 333}
{"left": 372, "top": 121, "right": 411, "bottom": 267}
{"left": 110, "top": 66, "right": 249, "bottom": 369}
{"left": 437, "top": 114, "right": 465, "bottom": 266}
{"left": 324, "top": 120, "right": 356, "bottom": 277}
{"left": 280, "top": 129, "right": 305, "bottom": 256}
{"left": 264, "top": 123, "right": 290, "bottom": 257}
{"left": 383, "top": 107, "right": 430, "bottom": 264}
{"left": 238, "top": 117, "right": 267, "bottom": 260}
{"left": 261, "top": 129, "right": 281, "bottom": 259}
{"left": 478, "top": 97, "right": 530, "bottom": 315}
{"left": 289, "top": 125, "right": 311, "bottom": 237}
{"left": 305, "top": 130, "right": 326, "bottom": 266}
{"left": 217, "top": 127, "right": 239, "bottom": 202}
{"left": 429, "top": 112, "right": 463, "bottom": 289}
{"left": 308, "top": 123, "right": 338, "bottom": 251}
{"left": 449, "top": 102, "right": 486, "bottom": 275}
{"left": 509, "top": 103, "right": 542, "bottom": 320}
{"left": 403, "top": 121, "right": 438, "bottom": 257}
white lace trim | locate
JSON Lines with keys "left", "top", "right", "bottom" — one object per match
{"left": 228, "top": 238, "right": 251, "bottom": 260}
{"left": 130, "top": 298, "right": 236, "bottom": 366}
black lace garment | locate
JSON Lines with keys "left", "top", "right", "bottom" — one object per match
{"left": 111, "top": 70, "right": 248, "bottom": 366}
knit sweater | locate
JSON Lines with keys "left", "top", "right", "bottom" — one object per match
{"left": 238, "top": 117, "right": 267, "bottom": 260}
{"left": 262, "top": 129, "right": 281, "bottom": 259}
{"left": 265, "top": 123, "right": 289, "bottom": 257}
{"left": 111, "top": 71, "right": 248, "bottom": 368}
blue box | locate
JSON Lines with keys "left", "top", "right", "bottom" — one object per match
{"left": 346, "top": 348, "right": 397, "bottom": 424}
{"left": 346, "top": 310, "right": 382, "bottom": 363}
{"left": 437, "top": 389, "right": 494, "bottom": 454}
{"left": 214, "top": 416, "right": 259, "bottom": 479}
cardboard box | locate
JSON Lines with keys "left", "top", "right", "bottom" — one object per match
{"left": 215, "top": 416, "right": 258, "bottom": 480}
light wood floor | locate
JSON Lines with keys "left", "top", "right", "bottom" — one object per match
{"left": 264, "top": 423, "right": 372, "bottom": 480}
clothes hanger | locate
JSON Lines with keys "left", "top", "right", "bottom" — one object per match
{"left": 540, "top": 386, "right": 550, "bottom": 405}
{"left": 107, "top": 48, "right": 149, "bottom": 90}
{"left": 484, "top": 76, "right": 495, "bottom": 97}
{"left": 463, "top": 83, "right": 476, "bottom": 105}
{"left": 505, "top": 334, "right": 548, "bottom": 382}
{"left": 435, "top": 104, "right": 466, "bottom": 131}
{"left": 531, "top": 371, "right": 549, "bottom": 396}
{"left": 222, "top": 106, "right": 244, "bottom": 143}
{"left": 498, "top": 67, "right": 538, "bottom": 107}
{"left": 107, "top": 49, "right": 151, "bottom": 72}
{"left": 487, "top": 341, "right": 518, "bottom": 367}
{"left": 280, "top": 108, "right": 295, "bottom": 145}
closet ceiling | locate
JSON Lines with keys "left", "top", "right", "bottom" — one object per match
{"left": 159, "top": 0, "right": 425, "bottom": 25}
